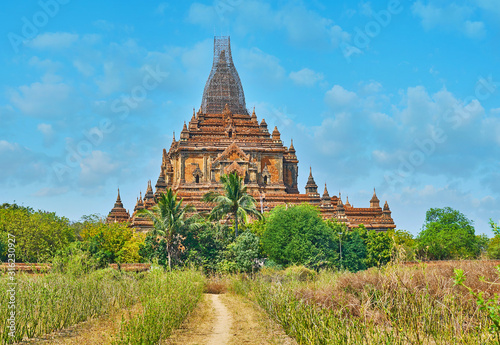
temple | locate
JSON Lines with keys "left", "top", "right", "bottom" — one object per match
{"left": 107, "top": 36, "right": 396, "bottom": 232}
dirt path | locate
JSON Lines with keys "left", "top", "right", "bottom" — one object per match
{"left": 206, "top": 294, "right": 232, "bottom": 345}
{"left": 166, "top": 293, "right": 297, "bottom": 345}
{"left": 26, "top": 293, "right": 295, "bottom": 345}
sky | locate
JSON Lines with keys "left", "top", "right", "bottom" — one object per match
{"left": 0, "top": 0, "right": 499, "bottom": 237}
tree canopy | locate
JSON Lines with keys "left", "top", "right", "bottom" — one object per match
{"left": 417, "top": 207, "right": 480, "bottom": 260}
{"left": 0, "top": 204, "right": 75, "bottom": 262}
{"left": 202, "top": 172, "right": 262, "bottom": 237}
{"left": 261, "top": 204, "right": 337, "bottom": 269}
{"left": 139, "top": 189, "right": 199, "bottom": 270}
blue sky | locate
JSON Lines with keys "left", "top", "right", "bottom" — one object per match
{"left": 0, "top": 0, "right": 499, "bottom": 236}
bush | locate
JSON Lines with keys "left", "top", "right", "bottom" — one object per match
{"left": 284, "top": 265, "right": 317, "bottom": 281}
{"left": 262, "top": 204, "right": 337, "bottom": 269}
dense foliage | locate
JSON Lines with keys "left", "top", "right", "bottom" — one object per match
{"left": 417, "top": 207, "right": 485, "bottom": 260}
{"left": 138, "top": 190, "right": 199, "bottom": 270}
{"left": 0, "top": 203, "right": 74, "bottom": 262}
{"left": 0, "top": 196, "right": 495, "bottom": 272}
{"left": 262, "top": 204, "right": 337, "bottom": 269}
{"left": 202, "top": 172, "right": 262, "bottom": 237}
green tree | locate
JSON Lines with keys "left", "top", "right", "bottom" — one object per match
{"left": 365, "top": 230, "right": 393, "bottom": 267}
{"left": 417, "top": 207, "right": 479, "bottom": 260}
{"left": 202, "top": 172, "right": 262, "bottom": 237}
{"left": 0, "top": 204, "right": 75, "bottom": 262}
{"left": 487, "top": 220, "right": 500, "bottom": 259}
{"left": 139, "top": 189, "right": 199, "bottom": 270}
{"left": 262, "top": 204, "right": 337, "bottom": 269}
{"left": 178, "top": 221, "right": 234, "bottom": 272}
{"left": 388, "top": 229, "right": 416, "bottom": 261}
{"left": 491, "top": 219, "right": 500, "bottom": 236}
{"left": 341, "top": 229, "right": 367, "bottom": 272}
{"left": 219, "top": 231, "right": 260, "bottom": 273}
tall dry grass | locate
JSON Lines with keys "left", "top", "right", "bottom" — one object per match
{"left": 236, "top": 261, "right": 500, "bottom": 344}
{"left": 0, "top": 268, "right": 142, "bottom": 344}
{"left": 113, "top": 269, "right": 204, "bottom": 344}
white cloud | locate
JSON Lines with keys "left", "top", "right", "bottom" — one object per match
{"left": 28, "top": 57, "right": 61, "bottom": 71}
{"left": 238, "top": 47, "right": 285, "bottom": 83}
{"left": 37, "top": 123, "right": 55, "bottom": 146}
{"left": 325, "top": 85, "right": 358, "bottom": 109}
{"left": 188, "top": 1, "right": 350, "bottom": 50}
{"left": 79, "top": 150, "right": 119, "bottom": 187}
{"left": 187, "top": 3, "right": 218, "bottom": 26}
{"left": 9, "top": 81, "right": 74, "bottom": 118}
{"left": 475, "top": 0, "right": 500, "bottom": 17}
{"left": 0, "top": 140, "right": 49, "bottom": 185}
{"left": 289, "top": 68, "right": 324, "bottom": 87}
{"left": 360, "top": 81, "right": 383, "bottom": 94}
{"left": 73, "top": 60, "right": 95, "bottom": 77}
{"left": 93, "top": 20, "right": 115, "bottom": 31}
{"left": 464, "top": 20, "right": 486, "bottom": 39}
{"left": 32, "top": 187, "right": 69, "bottom": 197}
{"left": 412, "top": 1, "right": 486, "bottom": 39}
{"left": 156, "top": 2, "right": 169, "bottom": 15}
{"left": 27, "top": 32, "right": 79, "bottom": 49}
{"left": 359, "top": 1, "right": 373, "bottom": 17}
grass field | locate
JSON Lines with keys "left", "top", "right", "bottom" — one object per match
{"left": 0, "top": 268, "right": 204, "bottom": 344}
{"left": 1, "top": 261, "right": 498, "bottom": 344}
{"left": 232, "top": 261, "right": 500, "bottom": 344}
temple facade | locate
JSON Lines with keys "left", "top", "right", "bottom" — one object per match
{"left": 107, "top": 36, "right": 396, "bottom": 232}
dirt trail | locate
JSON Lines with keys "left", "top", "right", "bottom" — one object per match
{"left": 206, "top": 294, "right": 232, "bottom": 345}
{"left": 166, "top": 293, "right": 296, "bottom": 345}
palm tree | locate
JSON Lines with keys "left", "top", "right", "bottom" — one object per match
{"left": 202, "top": 172, "right": 263, "bottom": 237}
{"left": 139, "top": 189, "right": 197, "bottom": 270}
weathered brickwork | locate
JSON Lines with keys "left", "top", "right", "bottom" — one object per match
{"left": 107, "top": 36, "right": 396, "bottom": 233}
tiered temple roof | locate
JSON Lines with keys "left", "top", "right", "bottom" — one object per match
{"left": 106, "top": 189, "right": 130, "bottom": 223}
{"left": 106, "top": 36, "right": 396, "bottom": 232}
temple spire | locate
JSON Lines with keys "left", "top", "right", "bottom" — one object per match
{"left": 370, "top": 188, "right": 380, "bottom": 208}
{"left": 106, "top": 188, "right": 130, "bottom": 223}
{"left": 201, "top": 36, "right": 247, "bottom": 115}
{"left": 305, "top": 167, "right": 318, "bottom": 195}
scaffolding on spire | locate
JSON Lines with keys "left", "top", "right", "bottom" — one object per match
{"left": 201, "top": 36, "right": 248, "bottom": 115}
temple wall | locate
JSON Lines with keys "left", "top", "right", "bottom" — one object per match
{"left": 261, "top": 156, "right": 281, "bottom": 183}
{"left": 184, "top": 156, "right": 205, "bottom": 184}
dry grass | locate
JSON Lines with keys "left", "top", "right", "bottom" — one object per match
{"left": 204, "top": 275, "right": 229, "bottom": 294}
{"left": 294, "top": 260, "right": 500, "bottom": 323}
{"left": 238, "top": 260, "right": 499, "bottom": 344}
{"left": 223, "top": 293, "right": 297, "bottom": 345}
{"left": 23, "top": 304, "right": 143, "bottom": 345}
{"left": 164, "top": 294, "right": 216, "bottom": 345}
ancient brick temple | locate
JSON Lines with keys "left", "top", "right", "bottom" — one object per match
{"left": 107, "top": 36, "right": 396, "bottom": 232}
